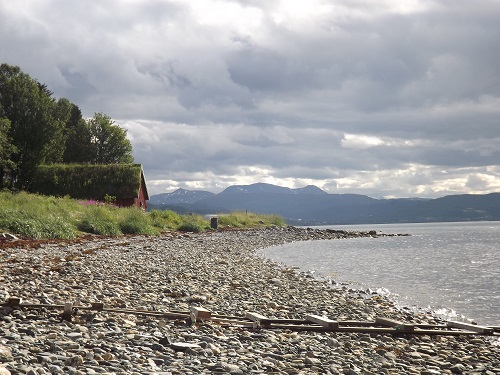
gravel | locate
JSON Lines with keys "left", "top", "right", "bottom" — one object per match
{"left": 1, "top": 226, "right": 499, "bottom": 374}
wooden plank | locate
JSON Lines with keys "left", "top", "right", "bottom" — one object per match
{"left": 190, "top": 306, "right": 212, "bottom": 320}
{"left": 376, "top": 317, "right": 414, "bottom": 332}
{"left": 338, "top": 320, "right": 375, "bottom": 326}
{"left": 102, "top": 308, "right": 189, "bottom": 319}
{"left": 7, "top": 297, "right": 22, "bottom": 306}
{"left": 375, "top": 317, "right": 406, "bottom": 326}
{"left": 306, "top": 314, "right": 339, "bottom": 329}
{"left": 246, "top": 311, "right": 269, "bottom": 321}
{"left": 170, "top": 342, "right": 201, "bottom": 351}
{"left": 91, "top": 302, "right": 104, "bottom": 310}
{"left": 210, "top": 317, "right": 255, "bottom": 327}
{"left": 265, "top": 318, "right": 309, "bottom": 325}
{"left": 61, "top": 302, "right": 73, "bottom": 321}
{"left": 267, "top": 324, "right": 481, "bottom": 336}
{"left": 245, "top": 312, "right": 271, "bottom": 327}
{"left": 447, "top": 321, "right": 494, "bottom": 335}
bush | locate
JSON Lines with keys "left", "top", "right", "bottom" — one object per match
{"left": 148, "top": 209, "right": 183, "bottom": 231}
{"left": 0, "top": 209, "right": 77, "bottom": 239}
{"left": 78, "top": 206, "right": 122, "bottom": 236}
{"left": 0, "top": 192, "right": 79, "bottom": 239}
{"left": 267, "top": 214, "right": 286, "bottom": 226}
{"left": 218, "top": 211, "right": 286, "bottom": 228}
{"left": 177, "top": 214, "right": 208, "bottom": 233}
{"left": 120, "top": 207, "right": 158, "bottom": 235}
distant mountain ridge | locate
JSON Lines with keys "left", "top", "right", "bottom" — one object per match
{"left": 148, "top": 183, "right": 500, "bottom": 225}
{"left": 150, "top": 188, "right": 215, "bottom": 205}
{"left": 221, "top": 183, "right": 328, "bottom": 195}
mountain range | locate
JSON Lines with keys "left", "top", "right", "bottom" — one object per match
{"left": 148, "top": 183, "right": 500, "bottom": 225}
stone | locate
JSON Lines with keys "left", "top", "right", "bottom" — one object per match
{"left": 65, "top": 355, "right": 84, "bottom": 367}
{"left": 222, "top": 362, "right": 244, "bottom": 374}
{"left": 0, "top": 346, "right": 13, "bottom": 363}
{"left": 450, "top": 364, "right": 466, "bottom": 374}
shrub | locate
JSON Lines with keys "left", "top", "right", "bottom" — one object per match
{"left": 0, "top": 209, "right": 77, "bottom": 239}
{"left": 267, "top": 214, "right": 286, "bottom": 226}
{"left": 218, "top": 211, "right": 286, "bottom": 228}
{"left": 177, "top": 214, "right": 208, "bottom": 233}
{"left": 177, "top": 221, "right": 203, "bottom": 233}
{"left": 148, "top": 209, "right": 183, "bottom": 231}
{"left": 77, "top": 206, "right": 122, "bottom": 236}
{"left": 119, "top": 207, "right": 158, "bottom": 235}
{"left": 0, "top": 192, "right": 79, "bottom": 239}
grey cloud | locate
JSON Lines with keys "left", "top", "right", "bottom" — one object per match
{"left": 2, "top": 0, "right": 500, "bottom": 197}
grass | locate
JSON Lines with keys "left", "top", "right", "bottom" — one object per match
{"left": 217, "top": 211, "right": 285, "bottom": 228}
{"left": 0, "top": 191, "right": 286, "bottom": 239}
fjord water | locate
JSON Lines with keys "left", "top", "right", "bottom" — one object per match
{"left": 261, "top": 221, "right": 499, "bottom": 326}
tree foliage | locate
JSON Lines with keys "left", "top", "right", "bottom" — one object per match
{"left": 0, "top": 64, "right": 63, "bottom": 188}
{"left": 87, "top": 112, "right": 134, "bottom": 164}
{"left": 0, "top": 63, "right": 135, "bottom": 189}
{"left": 62, "top": 103, "right": 92, "bottom": 163}
{"left": 0, "top": 118, "right": 17, "bottom": 184}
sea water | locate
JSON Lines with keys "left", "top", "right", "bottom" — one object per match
{"left": 261, "top": 221, "right": 499, "bottom": 327}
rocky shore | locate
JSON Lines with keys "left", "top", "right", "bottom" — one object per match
{"left": 0, "top": 227, "right": 499, "bottom": 374}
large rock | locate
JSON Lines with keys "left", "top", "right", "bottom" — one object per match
{"left": 0, "top": 345, "right": 12, "bottom": 362}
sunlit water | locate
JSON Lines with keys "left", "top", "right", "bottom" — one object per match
{"left": 261, "top": 222, "right": 499, "bottom": 327}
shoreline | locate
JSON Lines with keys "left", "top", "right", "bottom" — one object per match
{"left": 1, "top": 227, "right": 498, "bottom": 374}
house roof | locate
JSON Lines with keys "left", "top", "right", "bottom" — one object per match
{"left": 30, "top": 163, "right": 148, "bottom": 201}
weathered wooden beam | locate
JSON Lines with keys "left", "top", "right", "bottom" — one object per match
{"left": 170, "top": 342, "right": 201, "bottom": 351}
{"left": 91, "top": 302, "right": 104, "bottom": 310}
{"left": 447, "top": 321, "right": 494, "bottom": 335}
{"left": 209, "top": 317, "right": 255, "bottom": 327}
{"left": 375, "top": 317, "right": 414, "bottom": 332}
{"left": 61, "top": 302, "right": 73, "bottom": 321}
{"left": 102, "top": 308, "right": 189, "bottom": 319}
{"left": 190, "top": 306, "right": 212, "bottom": 322}
{"left": 268, "top": 323, "right": 485, "bottom": 336}
{"left": 306, "top": 314, "right": 339, "bottom": 329}
{"left": 338, "top": 320, "right": 375, "bottom": 327}
{"left": 245, "top": 312, "right": 271, "bottom": 327}
{"left": 7, "top": 297, "right": 22, "bottom": 306}
{"left": 265, "top": 318, "right": 309, "bottom": 325}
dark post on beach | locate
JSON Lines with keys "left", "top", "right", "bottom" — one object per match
{"left": 210, "top": 216, "right": 218, "bottom": 229}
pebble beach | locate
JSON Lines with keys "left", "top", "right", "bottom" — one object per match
{"left": 0, "top": 226, "right": 499, "bottom": 375}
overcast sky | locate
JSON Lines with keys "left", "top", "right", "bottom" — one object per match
{"left": 2, "top": 0, "right": 500, "bottom": 198}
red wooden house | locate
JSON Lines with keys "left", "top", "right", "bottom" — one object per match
{"left": 114, "top": 166, "right": 149, "bottom": 209}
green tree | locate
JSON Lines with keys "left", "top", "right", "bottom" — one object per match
{"left": 0, "top": 63, "right": 65, "bottom": 188}
{"left": 87, "top": 112, "right": 134, "bottom": 164}
{"left": 62, "top": 103, "right": 92, "bottom": 163}
{"left": 44, "top": 97, "right": 73, "bottom": 163}
{"left": 0, "top": 118, "right": 17, "bottom": 187}
{"left": 0, "top": 64, "right": 135, "bottom": 189}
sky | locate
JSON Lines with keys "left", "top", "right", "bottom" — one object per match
{"left": 1, "top": 0, "right": 500, "bottom": 198}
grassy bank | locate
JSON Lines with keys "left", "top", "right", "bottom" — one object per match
{"left": 0, "top": 191, "right": 285, "bottom": 240}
